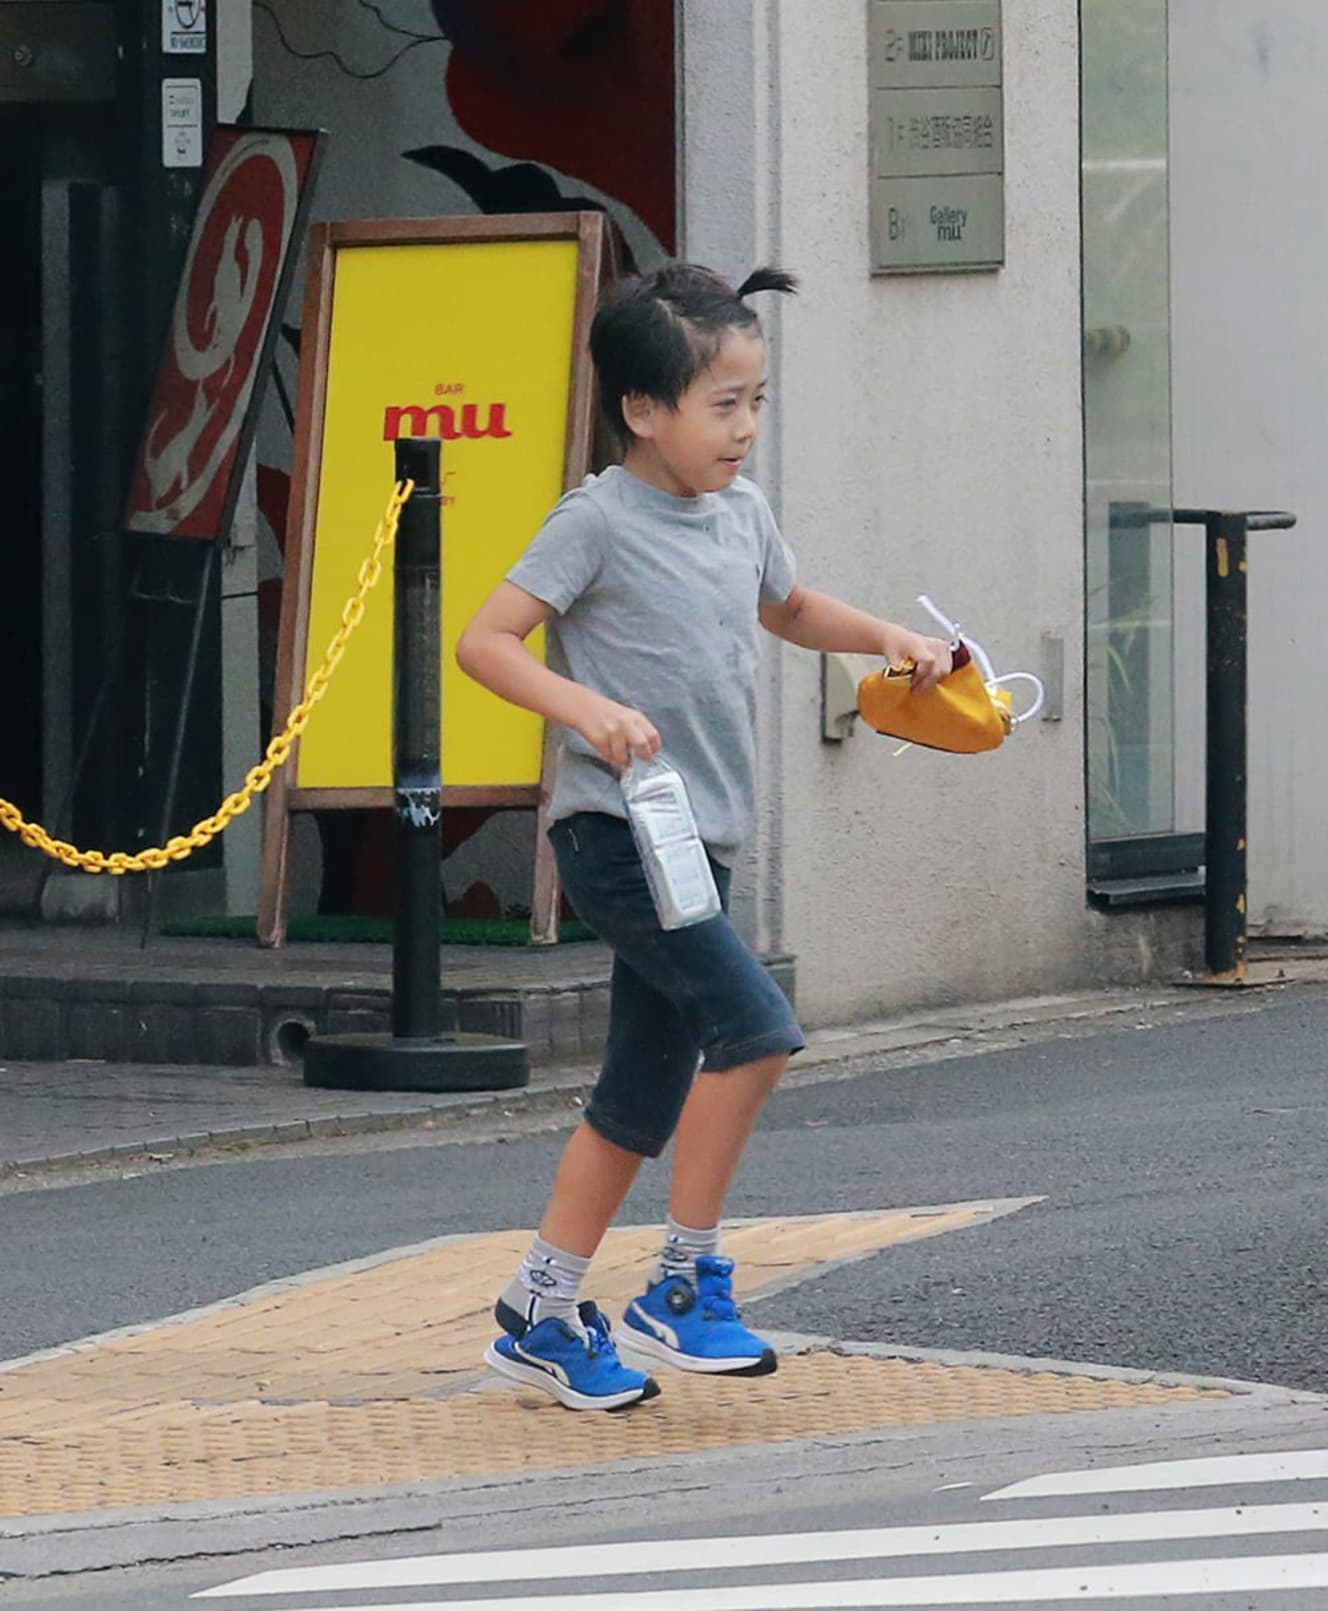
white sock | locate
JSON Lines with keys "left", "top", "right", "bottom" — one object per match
{"left": 656, "top": 1216, "right": 721, "bottom": 1286}
{"left": 498, "top": 1235, "right": 592, "bottom": 1335}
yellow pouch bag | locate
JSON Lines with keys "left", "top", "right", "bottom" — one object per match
{"left": 858, "top": 643, "right": 1011, "bottom": 754}
{"left": 855, "top": 598, "right": 1044, "bottom": 755}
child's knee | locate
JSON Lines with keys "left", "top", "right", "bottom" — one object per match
{"left": 584, "top": 1097, "right": 672, "bottom": 1159}
{"left": 739, "top": 1050, "right": 789, "bottom": 1089}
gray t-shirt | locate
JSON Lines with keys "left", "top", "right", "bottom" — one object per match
{"left": 507, "top": 464, "right": 797, "bottom": 865}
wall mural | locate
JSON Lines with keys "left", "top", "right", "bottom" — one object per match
{"left": 253, "top": 0, "right": 676, "bottom": 919}
{"left": 426, "top": 0, "right": 675, "bottom": 250}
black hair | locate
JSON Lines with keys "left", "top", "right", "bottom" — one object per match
{"left": 590, "top": 262, "right": 798, "bottom": 440}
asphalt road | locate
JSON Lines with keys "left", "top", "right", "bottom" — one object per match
{"left": 3, "top": 986, "right": 1326, "bottom": 1393}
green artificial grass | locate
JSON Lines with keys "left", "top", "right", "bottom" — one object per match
{"left": 160, "top": 914, "right": 596, "bottom": 945}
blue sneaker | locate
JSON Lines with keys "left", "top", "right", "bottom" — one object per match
{"left": 483, "top": 1301, "right": 661, "bottom": 1412}
{"left": 620, "top": 1256, "right": 778, "bottom": 1376}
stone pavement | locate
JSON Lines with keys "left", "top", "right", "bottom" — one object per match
{"left": 0, "top": 1208, "right": 1231, "bottom": 1525}
{"left": 0, "top": 1056, "right": 578, "bottom": 1180}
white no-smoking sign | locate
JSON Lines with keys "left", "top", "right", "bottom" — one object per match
{"left": 163, "top": 0, "right": 207, "bottom": 54}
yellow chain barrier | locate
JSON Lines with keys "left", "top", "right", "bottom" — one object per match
{"left": 0, "top": 479, "right": 414, "bottom": 875}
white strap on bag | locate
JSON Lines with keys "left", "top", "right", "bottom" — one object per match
{"left": 916, "top": 594, "right": 1046, "bottom": 727}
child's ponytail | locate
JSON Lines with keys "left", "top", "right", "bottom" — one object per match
{"left": 736, "top": 266, "right": 799, "bottom": 299}
{"left": 592, "top": 261, "right": 799, "bottom": 428}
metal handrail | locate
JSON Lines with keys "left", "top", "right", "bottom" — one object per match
{"left": 1105, "top": 506, "right": 1297, "bottom": 983}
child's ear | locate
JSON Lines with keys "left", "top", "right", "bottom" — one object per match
{"left": 621, "top": 392, "right": 655, "bottom": 441}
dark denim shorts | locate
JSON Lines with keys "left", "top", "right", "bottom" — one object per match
{"left": 551, "top": 812, "right": 805, "bottom": 1159}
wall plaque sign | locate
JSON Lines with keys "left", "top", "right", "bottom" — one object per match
{"left": 869, "top": 0, "right": 1005, "bottom": 273}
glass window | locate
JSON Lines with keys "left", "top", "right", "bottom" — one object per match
{"left": 1081, "top": 0, "right": 1175, "bottom": 844}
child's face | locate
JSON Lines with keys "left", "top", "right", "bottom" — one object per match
{"left": 623, "top": 328, "right": 768, "bottom": 498}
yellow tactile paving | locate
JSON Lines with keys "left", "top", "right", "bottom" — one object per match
{"left": 0, "top": 1210, "right": 1229, "bottom": 1518}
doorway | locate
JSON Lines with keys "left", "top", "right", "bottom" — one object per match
{"left": 1081, "top": 0, "right": 1206, "bottom": 897}
{"left": 0, "top": 112, "right": 44, "bottom": 819}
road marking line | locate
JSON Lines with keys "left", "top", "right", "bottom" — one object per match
{"left": 195, "top": 1553, "right": 1328, "bottom": 1608}
{"left": 984, "top": 1448, "right": 1328, "bottom": 1500}
{"left": 194, "top": 1503, "right": 1328, "bottom": 1596}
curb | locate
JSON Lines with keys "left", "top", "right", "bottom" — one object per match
{"left": 0, "top": 1071, "right": 597, "bottom": 1184}
{"left": 4, "top": 974, "right": 1323, "bottom": 1181}
{"left": 770, "top": 1332, "right": 1328, "bottom": 1405}
{"left": 0, "top": 1345, "right": 1319, "bottom": 1580}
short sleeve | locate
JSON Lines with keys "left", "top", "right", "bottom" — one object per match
{"left": 506, "top": 491, "right": 607, "bottom": 614}
{"left": 756, "top": 495, "right": 797, "bottom": 605}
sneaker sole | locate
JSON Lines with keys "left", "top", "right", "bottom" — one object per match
{"left": 618, "top": 1326, "right": 779, "bottom": 1377}
{"left": 482, "top": 1343, "right": 661, "bottom": 1412}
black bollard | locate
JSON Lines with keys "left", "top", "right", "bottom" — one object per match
{"left": 1202, "top": 512, "right": 1250, "bottom": 984}
{"left": 303, "top": 441, "right": 528, "bottom": 1092}
{"left": 1170, "top": 507, "right": 1295, "bottom": 986}
{"left": 391, "top": 437, "right": 444, "bottom": 1040}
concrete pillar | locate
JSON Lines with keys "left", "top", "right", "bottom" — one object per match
{"left": 217, "top": 0, "right": 261, "bottom": 916}
{"left": 681, "top": 0, "right": 789, "bottom": 958}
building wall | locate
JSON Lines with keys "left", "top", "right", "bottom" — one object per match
{"left": 679, "top": 1, "right": 787, "bottom": 958}
{"left": 1169, "top": 0, "right": 1328, "bottom": 936}
{"left": 687, "top": 0, "right": 1197, "bottom": 1025}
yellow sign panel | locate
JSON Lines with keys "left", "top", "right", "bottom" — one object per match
{"left": 295, "top": 238, "right": 578, "bottom": 788}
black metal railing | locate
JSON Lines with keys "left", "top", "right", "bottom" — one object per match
{"left": 1095, "top": 506, "right": 1296, "bottom": 983}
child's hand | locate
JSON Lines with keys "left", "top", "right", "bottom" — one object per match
{"left": 881, "top": 628, "right": 954, "bottom": 694}
{"left": 574, "top": 692, "right": 662, "bottom": 768}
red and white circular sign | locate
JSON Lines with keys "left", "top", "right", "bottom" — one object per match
{"left": 125, "top": 131, "right": 306, "bottom": 539}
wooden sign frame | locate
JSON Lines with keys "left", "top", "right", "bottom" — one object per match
{"left": 257, "top": 211, "right": 618, "bottom": 948}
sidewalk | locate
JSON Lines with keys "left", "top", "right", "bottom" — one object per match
{"left": 0, "top": 1211, "right": 1235, "bottom": 1526}
{"left": 4, "top": 1202, "right": 1319, "bottom": 1583}
{"left": 4, "top": 949, "right": 1326, "bottom": 1179}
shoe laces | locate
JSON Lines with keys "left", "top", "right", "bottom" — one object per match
{"left": 578, "top": 1302, "right": 620, "bottom": 1360}
{"left": 695, "top": 1257, "right": 739, "bottom": 1323}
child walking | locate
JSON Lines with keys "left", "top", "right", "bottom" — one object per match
{"left": 456, "top": 262, "right": 951, "bottom": 1410}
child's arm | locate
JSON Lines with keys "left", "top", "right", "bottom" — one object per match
{"left": 457, "top": 582, "right": 661, "bottom": 767}
{"left": 760, "top": 585, "right": 953, "bottom": 692}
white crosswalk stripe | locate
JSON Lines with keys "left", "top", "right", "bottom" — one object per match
{"left": 195, "top": 1556, "right": 1328, "bottom": 1608}
{"left": 193, "top": 1450, "right": 1328, "bottom": 1608}
{"left": 197, "top": 1503, "right": 1328, "bottom": 1596}
{"left": 983, "top": 1448, "right": 1328, "bottom": 1501}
